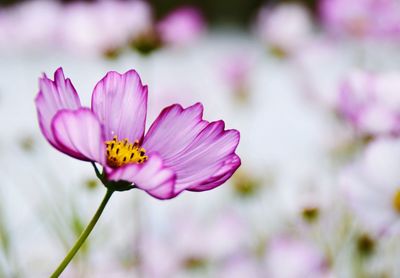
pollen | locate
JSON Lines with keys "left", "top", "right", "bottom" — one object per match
{"left": 393, "top": 190, "right": 400, "bottom": 213}
{"left": 105, "top": 136, "right": 148, "bottom": 168}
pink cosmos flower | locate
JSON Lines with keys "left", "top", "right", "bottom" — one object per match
{"left": 340, "top": 138, "right": 400, "bottom": 236}
{"left": 35, "top": 68, "right": 240, "bottom": 199}
{"left": 59, "top": 1, "right": 153, "bottom": 55}
{"left": 0, "top": 0, "right": 62, "bottom": 51}
{"left": 320, "top": 0, "right": 400, "bottom": 40}
{"left": 157, "top": 7, "right": 205, "bottom": 47}
{"left": 256, "top": 4, "right": 313, "bottom": 56}
{"left": 219, "top": 53, "right": 253, "bottom": 97}
{"left": 0, "top": 0, "right": 152, "bottom": 55}
{"left": 338, "top": 70, "right": 400, "bottom": 137}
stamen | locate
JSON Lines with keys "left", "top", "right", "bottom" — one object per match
{"left": 105, "top": 136, "right": 148, "bottom": 168}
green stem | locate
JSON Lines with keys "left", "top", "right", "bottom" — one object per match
{"left": 50, "top": 189, "right": 114, "bottom": 278}
{"left": 91, "top": 162, "right": 103, "bottom": 182}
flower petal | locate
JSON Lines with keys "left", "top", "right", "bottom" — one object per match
{"left": 186, "top": 154, "right": 241, "bottom": 192}
{"left": 108, "top": 155, "right": 177, "bottom": 200}
{"left": 51, "top": 108, "right": 106, "bottom": 164}
{"left": 35, "top": 67, "right": 81, "bottom": 149}
{"left": 143, "top": 103, "right": 208, "bottom": 161}
{"left": 143, "top": 103, "right": 240, "bottom": 193}
{"left": 171, "top": 121, "right": 240, "bottom": 193}
{"left": 91, "top": 69, "right": 148, "bottom": 142}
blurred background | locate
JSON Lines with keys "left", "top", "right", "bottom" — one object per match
{"left": 0, "top": 0, "right": 318, "bottom": 24}
{"left": 1, "top": 0, "right": 400, "bottom": 277}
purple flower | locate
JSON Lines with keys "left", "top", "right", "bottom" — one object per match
{"left": 157, "top": 7, "right": 205, "bottom": 47}
{"left": 338, "top": 70, "right": 400, "bottom": 137}
{"left": 320, "top": 0, "right": 400, "bottom": 40}
{"left": 35, "top": 68, "right": 240, "bottom": 199}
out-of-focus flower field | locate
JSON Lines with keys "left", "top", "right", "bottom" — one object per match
{"left": 1, "top": 0, "right": 400, "bottom": 277}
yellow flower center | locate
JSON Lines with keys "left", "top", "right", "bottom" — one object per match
{"left": 392, "top": 190, "right": 400, "bottom": 213}
{"left": 105, "top": 136, "right": 148, "bottom": 168}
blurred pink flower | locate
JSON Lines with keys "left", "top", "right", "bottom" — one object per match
{"left": 0, "top": 0, "right": 62, "bottom": 50}
{"left": 139, "top": 210, "right": 247, "bottom": 276}
{"left": 157, "top": 7, "right": 205, "bottom": 47}
{"left": 338, "top": 70, "right": 400, "bottom": 136}
{"left": 59, "top": 1, "right": 153, "bottom": 55}
{"left": 320, "top": 0, "right": 400, "bottom": 40}
{"left": 219, "top": 255, "right": 262, "bottom": 278}
{"left": 264, "top": 237, "right": 329, "bottom": 278}
{"left": 256, "top": 4, "right": 313, "bottom": 56}
{"left": 341, "top": 138, "right": 400, "bottom": 236}
{"left": 294, "top": 40, "right": 352, "bottom": 110}
{"left": 35, "top": 68, "right": 240, "bottom": 199}
{"left": 174, "top": 211, "right": 246, "bottom": 261}
{"left": 0, "top": 0, "right": 152, "bottom": 55}
{"left": 139, "top": 237, "right": 180, "bottom": 277}
{"left": 219, "top": 54, "right": 253, "bottom": 95}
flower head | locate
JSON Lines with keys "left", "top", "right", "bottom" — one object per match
{"left": 256, "top": 4, "right": 313, "bottom": 56}
{"left": 59, "top": 1, "right": 153, "bottom": 55}
{"left": 0, "top": 0, "right": 153, "bottom": 55}
{"left": 219, "top": 54, "right": 251, "bottom": 89}
{"left": 0, "top": 0, "right": 62, "bottom": 51}
{"left": 35, "top": 68, "right": 240, "bottom": 199}
{"left": 338, "top": 70, "right": 400, "bottom": 137}
{"left": 320, "top": 0, "right": 400, "bottom": 40}
{"left": 157, "top": 7, "right": 205, "bottom": 47}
